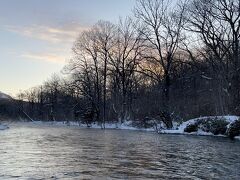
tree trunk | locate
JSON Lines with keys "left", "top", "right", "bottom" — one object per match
{"left": 103, "top": 55, "right": 107, "bottom": 129}
{"left": 163, "top": 73, "right": 173, "bottom": 129}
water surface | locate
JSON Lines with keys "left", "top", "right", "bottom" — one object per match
{"left": 0, "top": 123, "right": 239, "bottom": 179}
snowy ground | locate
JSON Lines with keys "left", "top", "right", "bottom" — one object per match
{"left": 3, "top": 115, "right": 240, "bottom": 140}
{"left": 161, "top": 116, "right": 238, "bottom": 133}
{"left": 160, "top": 116, "right": 240, "bottom": 139}
{"left": 28, "top": 120, "right": 156, "bottom": 132}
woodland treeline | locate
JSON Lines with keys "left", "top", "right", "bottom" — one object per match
{"left": 13, "top": 0, "right": 239, "bottom": 128}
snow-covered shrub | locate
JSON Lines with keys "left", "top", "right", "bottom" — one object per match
{"left": 209, "top": 119, "right": 228, "bottom": 135}
{"left": 184, "top": 123, "right": 198, "bottom": 133}
{"left": 198, "top": 117, "right": 228, "bottom": 135}
{"left": 227, "top": 119, "right": 240, "bottom": 139}
{"left": 184, "top": 117, "right": 228, "bottom": 135}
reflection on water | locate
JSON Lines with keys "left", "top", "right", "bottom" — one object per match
{"left": 0, "top": 123, "right": 239, "bottom": 179}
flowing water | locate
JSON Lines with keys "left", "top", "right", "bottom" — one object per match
{"left": 0, "top": 123, "right": 240, "bottom": 180}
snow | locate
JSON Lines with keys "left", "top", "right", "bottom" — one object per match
{"left": 10, "top": 115, "right": 240, "bottom": 140}
{"left": 160, "top": 116, "right": 239, "bottom": 138}
{"left": 201, "top": 75, "right": 213, "bottom": 80}
{"left": 236, "top": 136, "right": 240, "bottom": 140}
{"left": 0, "top": 124, "right": 9, "bottom": 130}
{"left": 27, "top": 120, "right": 156, "bottom": 132}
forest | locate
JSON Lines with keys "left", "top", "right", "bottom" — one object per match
{"left": 5, "top": 0, "right": 239, "bottom": 129}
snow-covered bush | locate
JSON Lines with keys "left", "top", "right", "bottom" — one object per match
{"left": 198, "top": 117, "right": 228, "bottom": 135}
{"left": 184, "top": 117, "right": 228, "bottom": 135}
{"left": 184, "top": 123, "right": 198, "bottom": 133}
{"left": 227, "top": 119, "right": 240, "bottom": 139}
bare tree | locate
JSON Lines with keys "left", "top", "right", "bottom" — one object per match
{"left": 92, "top": 21, "right": 116, "bottom": 127}
{"left": 134, "top": 0, "right": 186, "bottom": 128}
{"left": 43, "top": 74, "right": 62, "bottom": 121}
{"left": 68, "top": 21, "right": 117, "bottom": 127}
{"left": 12, "top": 0, "right": 240, "bottom": 128}
{"left": 185, "top": 0, "right": 240, "bottom": 113}
{"left": 107, "top": 17, "right": 144, "bottom": 122}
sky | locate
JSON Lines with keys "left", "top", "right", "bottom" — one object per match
{"left": 0, "top": 0, "right": 136, "bottom": 96}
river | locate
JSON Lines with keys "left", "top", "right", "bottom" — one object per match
{"left": 0, "top": 123, "right": 239, "bottom": 179}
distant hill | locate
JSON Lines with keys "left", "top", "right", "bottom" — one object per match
{"left": 0, "top": 91, "right": 17, "bottom": 120}
{"left": 0, "top": 91, "right": 13, "bottom": 100}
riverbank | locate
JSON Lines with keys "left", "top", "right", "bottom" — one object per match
{"left": 159, "top": 116, "right": 240, "bottom": 140}
{"left": 3, "top": 115, "right": 240, "bottom": 140}
{"left": 24, "top": 120, "right": 156, "bottom": 132}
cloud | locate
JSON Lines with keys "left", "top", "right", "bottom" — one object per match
{"left": 21, "top": 52, "right": 67, "bottom": 64}
{"left": 5, "top": 23, "right": 88, "bottom": 44}
{"left": 4, "top": 23, "right": 89, "bottom": 64}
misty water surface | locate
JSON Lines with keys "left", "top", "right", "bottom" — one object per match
{"left": 0, "top": 123, "right": 239, "bottom": 179}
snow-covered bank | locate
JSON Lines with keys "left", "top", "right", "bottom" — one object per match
{"left": 26, "top": 120, "right": 156, "bottom": 132}
{"left": 14, "top": 115, "right": 240, "bottom": 140}
{"left": 159, "top": 116, "right": 240, "bottom": 140}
